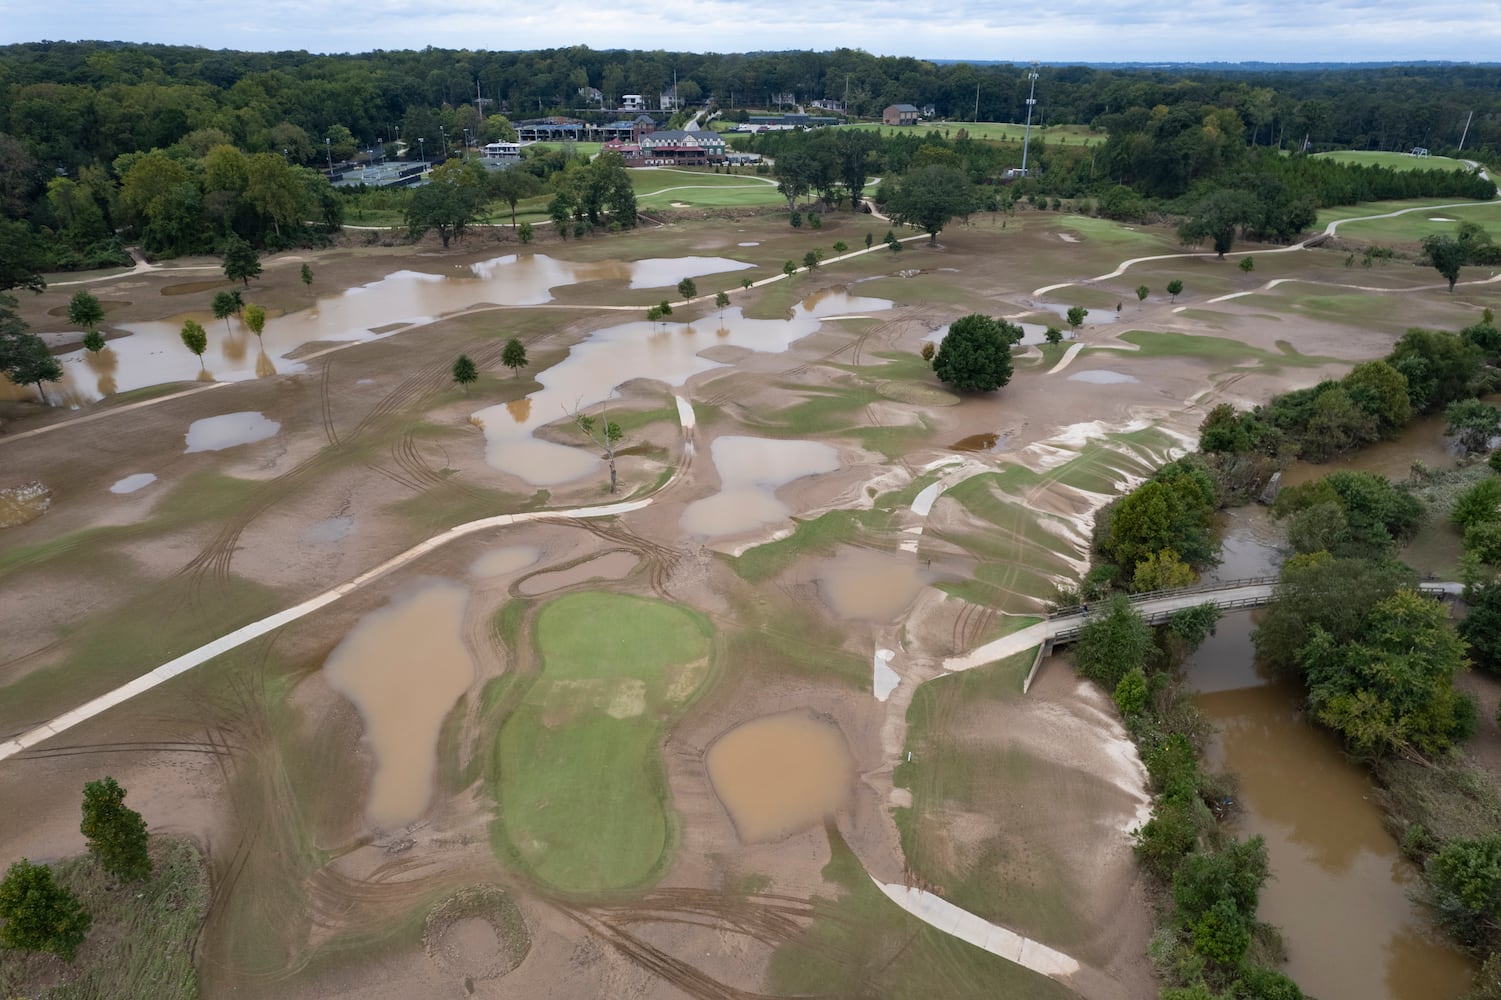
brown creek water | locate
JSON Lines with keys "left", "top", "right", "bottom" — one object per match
{"left": 680, "top": 436, "right": 841, "bottom": 537}
{"left": 706, "top": 711, "right": 854, "bottom": 843}
{"left": 471, "top": 290, "right": 890, "bottom": 486}
{"left": 1183, "top": 510, "right": 1475, "bottom": 997}
{"left": 322, "top": 581, "right": 475, "bottom": 829}
{"left": 1279, "top": 411, "right": 1459, "bottom": 488}
{"left": 12, "top": 253, "right": 757, "bottom": 405}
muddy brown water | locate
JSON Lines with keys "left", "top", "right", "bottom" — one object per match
{"left": 1186, "top": 608, "right": 1476, "bottom": 998}
{"left": 817, "top": 548, "right": 934, "bottom": 621}
{"left": 949, "top": 432, "right": 1001, "bottom": 452}
{"left": 470, "top": 545, "right": 541, "bottom": 578}
{"left": 680, "top": 436, "right": 841, "bottom": 537}
{"left": 706, "top": 711, "right": 854, "bottom": 843}
{"left": 471, "top": 290, "right": 890, "bottom": 486}
{"left": 322, "top": 581, "right": 475, "bottom": 829}
{"left": 1279, "top": 411, "right": 1459, "bottom": 488}
{"left": 8, "top": 253, "right": 756, "bottom": 405}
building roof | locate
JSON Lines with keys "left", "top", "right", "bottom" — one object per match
{"left": 643, "top": 129, "right": 723, "bottom": 144}
{"left": 888, "top": 104, "right": 920, "bottom": 113}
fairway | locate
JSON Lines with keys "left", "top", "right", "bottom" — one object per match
{"left": 630, "top": 167, "right": 785, "bottom": 209}
{"left": 492, "top": 592, "right": 713, "bottom": 892}
{"left": 1313, "top": 150, "right": 1474, "bottom": 173}
{"left": 1321, "top": 200, "right": 1501, "bottom": 244}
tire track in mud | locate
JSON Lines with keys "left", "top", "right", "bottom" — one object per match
{"left": 181, "top": 341, "right": 509, "bottom": 598}
{"left": 319, "top": 359, "right": 340, "bottom": 447}
{"left": 701, "top": 326, "right": 877, "bottom": 409}
{"left": 557, "top": 517, "right": 680, "bottom": 599}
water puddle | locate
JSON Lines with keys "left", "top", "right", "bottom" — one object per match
{"left": 924, "top": 322, "right": 1058, "bottom": 346}
{"left": 737, "top": 241, "right": 760, "bottom": 247}
{"left": 303, "top": 515, "right": 354, "bottom": 543}
{"left": 471, "top": 545, "right": 541, "bottom": 578}
{"left": 817, "top": 548, "right": 933, "bottom": 620}
{"left": 323, "top": 581, "right": 475, "bottom": 828}
{"left": 16, "top": 253, "right": 755, "bottom": 405}
{"left": 1067, "top": 370, "right": 1137, "bottom": 384}
{"left": 707, "top": 711, "right": 854, "bottom": 842}
{"left": 109, "top": 473, "right": 157, "bottom": 494}
{"left": 472, "top": 291, "right": 890, "bottom": 485}
{"left": 949, "top": 432, "right": 1002, "bottom": 452}
{"left": 184, "top": 412, "right": 280, "bottom": 453}
{"left": 1187, "top": 612, "right": 1475, "bottom": 998}
{"left": 681, "top": 436, "right": 841, "bottom": 537}
{"left": 517, "top": 551, "right": 639, "bottom": 595}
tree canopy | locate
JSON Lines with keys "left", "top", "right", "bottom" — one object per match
{"left": 930, "top": 313, "right": 1018, "bottom": 392}
{"left": 883, "top": 164, "right": 977, "bottom": 245}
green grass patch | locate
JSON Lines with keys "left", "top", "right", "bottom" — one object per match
{"left": 1119, "top": 329, "right": 1337, "bottom": 368}
{"left": 1312, "top": 150, "right": 1475, "bottom": 173}
{"left": 0, "top": 838, "right": 209, "bottom": 1000}
{"left": 731, "top": 508, "right": 894, "bottom": 583}
{"left": 1320, "top": 200, "right": 1501, "bottom": 245}
{"left": 491, "top": 593, "right": 713, "bottom": 893}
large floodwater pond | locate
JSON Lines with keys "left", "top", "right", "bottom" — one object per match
{"left": 680, "top": 436, "right": 841, "bottom": 537}
{"left": 707, "top": 711, "right": 854, "bottom": 842}
{"left": 17, "top": 253, "right": 759, "bottom": 404}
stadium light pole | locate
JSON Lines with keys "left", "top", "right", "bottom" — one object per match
{"left": 419, "top": 137, "right": 426, "bottom": 167}
{"left": 1020, "top": 65, "right": 1039, "bottom": 178}
{"left": 325, "top": 137, "right": 333, "bottom": 175}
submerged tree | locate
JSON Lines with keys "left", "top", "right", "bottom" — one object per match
{"left": 180, "top": 318, "right": 208, "bottom": 368}
{"left": 211, "top": 290, "right": 239, "bottom": 334}
{"left": 243, "top": 304, "right": 266, "bottom": 340}
{"left": 1167, "top": 279, "right": 1184, "bottom": 302}
{"left": 574, "top": 402, "right": 624, "bottom": 494}
{"left": 67, "top": 290, "right": 104, "bottom": 335}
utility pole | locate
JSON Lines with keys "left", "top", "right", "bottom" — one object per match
{"left": 974, "top": 82, "right": 980, "bottom": 122}
{"left": 1020, "top": 65, "right": 1040, "bottom": 177}
{"left": 1459, "top": 110, "right": 1475, "bottom": 153}
{"left": 325, "top": 137, "right": 333, "bottom": 175}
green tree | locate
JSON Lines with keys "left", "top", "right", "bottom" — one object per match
{"left": 67, "top": 290, "right": 105, "bottom": 335}
{"left": 1044, "top": 326, "right": 1062, "bottom": 345}
{"left": 1240, "top": 256, "right": 1256, "bottom": 273}
{"left": 1074, "top": 594, "right": 1155, "bottom": 690}
{"left": 300, "top": 263, "right": 313, "bottom": 287}
{"left": 1066, "top": 305, "right": 1088, "bottom": 332}
{"left": 517, "top": 221, "right": 533, "bottom": 244}
{"left": 677, "top": 277, "right": 697, "bottom": 303}
{"left": 501, "top": 337, "right": 528, "bottom": 377}
{"left": 488, "top": 167, "right": 543, "bottom": 228}
{"left": 1113, "top": 666, "right": 1148, "bottom": 716}
{"left": 80, "top": 776, "right": 150, "bottom": 881}
{"left": 783, "top": 260, "right": 797, "bottom": 277}
{"left": 452, "top": 354, "right": 478, "bottom": 390}
{"left": 211, "top": 290, "right": 239, "bottom": 334}
{"left": 82, "top": 329, "right": 105, "bottom": 353}
{"left": 0, "top": 860, "right": 91, "bottom": 961}
{"left": 1299, "top": 588, "right": 1472, "bottom": 758}
{"left": 833, "top": 128, "right": 879, "bottom": 211}
{"left": 575, "top": 406, "right": 624, "bottom": 493}
{"left": 832, "top": 241, "right": 848, "bottom": 253}
{"left": 1423, "top": 234, "right": 1468, "bottom": 292}
{"left": 931, "top": 313, "right": 1018, "bottom": 392}
{"left": 1, "top": 300, "right": 64, "bottom": 401}
{"left": 1389, "top": 327, "right": 1485, "bottom": 414}
{"left": 180, "top": 318, "right": 208, "bottom": 369}
{"left": 1425, "top": 835, "right": 1501, "bottom": 947}
{"left": 802, "top": 250, "right": 821, "bottom": 270}
{"left": 221, "top": 236, "right": 261, "bottom": 287}
{"left": 1166, "top": 279, "right": 1184, "bottom": 302}
{"left": 1446, "top": 398, "right": 1501, "bottom": 455}
{"left": 1131, "top": 547, "right": 1196, "bottom": 592}
{"left": 409, "top": 158, "right": 489, "bottom": 248}
{"left": 1459, "top": 585, "right": 1501, "bottom": 674}
{"left": 1178, "top": 189, "right": 1256, "bottom": 258}
{"left": 1136, "top": 284, "right": 1149, "bottom": 304}
{"left": 885, "top": 164, "right": 977, "bottom": 246}
{"left": 1343, "top": 359, "right": 1412, "bottom": 437}
{"left": 1454, "top": 477, "right": 1501, "bottom": 532}
{"left": 244, "top": 304, "right": 266, "bottom": 340}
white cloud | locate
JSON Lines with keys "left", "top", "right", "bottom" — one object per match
{"left": 5, "top": 0, "right": 1501, "bottom": 61}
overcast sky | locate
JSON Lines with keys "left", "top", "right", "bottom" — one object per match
{"left": 6, "top": 0, "right": 1501, "bottom": 63}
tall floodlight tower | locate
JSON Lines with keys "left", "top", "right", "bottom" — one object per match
{"left": 1020, "top": 65, "right": 1040, "bottom": 177}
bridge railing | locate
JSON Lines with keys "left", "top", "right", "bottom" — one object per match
{"left": 1047, "top": 576, "right": 1281, "bottom": 619}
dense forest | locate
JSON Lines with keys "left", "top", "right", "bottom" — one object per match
{"left": 0, "top": 42, "right": 1497, "bottom": 276}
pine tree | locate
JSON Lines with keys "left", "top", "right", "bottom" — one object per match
{"left": 452, "top": 354, "right": 479, "bottom": 390}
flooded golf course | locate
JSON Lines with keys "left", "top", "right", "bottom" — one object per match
{"left": 6, "top": 204, "right": 1499, "bottom": 999}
